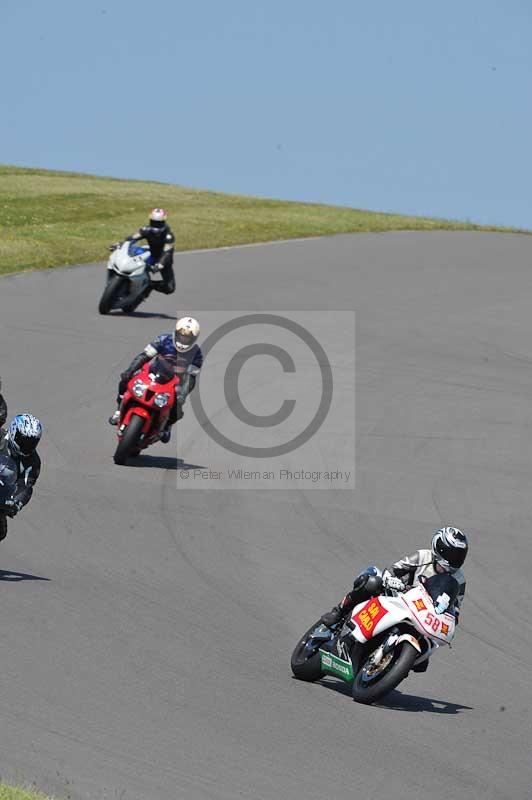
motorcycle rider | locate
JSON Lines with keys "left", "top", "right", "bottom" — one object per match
{"left": 111, "top": 208, "right": 176, "bottom": 295}
{"left": 320, "top": 527, "right": 468, "bottom": 634}
{"left": 109, "top": 317, "right": 203, "bottom": 442}
{"left": 0, "top": 414, "right": 42, "bottom": 542}
{"left": 0, "top": 377, "right": 7, "bottom": 427}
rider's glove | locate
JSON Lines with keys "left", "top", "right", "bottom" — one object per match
{"left": 434, "top": 592, "right": 451, "bottom": 615}
{"left": 151, "top": 262, "right": 163, "bottom": 273}
{"left": 382, "top": 570, "right": 405, "bottom": 592}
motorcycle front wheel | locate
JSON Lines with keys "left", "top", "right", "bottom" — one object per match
{"left": 98, "top": 275, "right": 127, "bottom": 315}
{"left": 113, "top": 414, "right": 145, "bottom": 465}
{"left": 351, "top": 641, "right": 418, "bottom": 705}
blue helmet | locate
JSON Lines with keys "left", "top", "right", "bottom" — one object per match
{"left": 7, "top": 414, "right": 42, "bottom": 456}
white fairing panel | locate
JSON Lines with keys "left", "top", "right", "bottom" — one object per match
{"left": 401, "top": 585, "right": 455, "bottom": 644}
{"left": 348, "top": 584, "right": 455, "bottom": 646}
{"left": 349, "top": 595, "right": 410, "bottom": 643}
{"left": 109, "top": 243, "right": 149, "bottom": 279}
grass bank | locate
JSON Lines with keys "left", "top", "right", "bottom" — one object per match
{"left": 0, "top": 784, "right": 53, "bottom": 800}
{"left": 0, "top": 164, "right": 525, "bottom": 276}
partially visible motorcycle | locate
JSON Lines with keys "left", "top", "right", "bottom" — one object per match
{"left": 0, "top": 376, "right": 7, "bottom": 426}
{"left": 0, "top": 454, "right": 19, "bottom": 518}
{"left": 291, "top": 570, "right": 459, "bottom": 705}
{"left": 113, "top": 356, "right": 193, "bottom": 465}
{"left": 98, "top": 241, "right": 154, "bottom": 315}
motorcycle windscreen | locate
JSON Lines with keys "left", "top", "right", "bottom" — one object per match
{"left": 420, "top": 573, "right": 460, "bottom": 610}
{"left": 129, "top": 244, "right": 149, "bottom": 257}
{"left": 148, "top": 356, "right": 175, "bottom": 385}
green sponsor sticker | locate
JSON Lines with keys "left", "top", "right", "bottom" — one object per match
{"left": 319, "top": 649, "right": 354, "bottom": 682}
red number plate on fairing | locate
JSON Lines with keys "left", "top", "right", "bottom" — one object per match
{"left": 352, "top": 597, "right": 388, "bottom": 639}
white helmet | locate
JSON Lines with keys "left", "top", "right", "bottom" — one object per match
{"left": 149, "top": 208, "right": 168, "bottom": 228}
{"left": 174, "top": 317, "right": 200, "bottom": 352}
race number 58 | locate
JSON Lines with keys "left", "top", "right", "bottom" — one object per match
{"left": 425, "top": 612, "right": 440, "bottom": 632}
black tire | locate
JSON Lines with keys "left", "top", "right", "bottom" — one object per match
{"left": 113, "top": 414, "right": 145, "bottom": 465}
{"left": 352, "top": 641, "right": 419, "bottom": 705}
{"left": 122, "top": 301, "right": 140, "bottom": 314}
{"left": 122, "top": 288, "right": 150, "bottom": 314}
{"left": 98, "top": 275, "right": 127, "bottom": 315}
{"left": 291, "top": 619, "right": 330, "bottom": 682}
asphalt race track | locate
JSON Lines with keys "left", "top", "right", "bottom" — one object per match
{"left": 1, "top": 232, "right": 531, "bottom": 799}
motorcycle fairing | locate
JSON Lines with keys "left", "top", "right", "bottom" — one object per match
{"left": 350, "top": 595, "right": 409, "bottom": 643}
{"left": 401, "top": 584, "right": 455, "bottom": 644}
{"left": 349, "top": 585, "right": 455, "bottom": 646}
{"left": 352, "top": 596, "right": 389, "bottom": 639}
{"left": 120, "top": 404, "right": 153, "bottom": 434}
{"left": 319, "top": 649, "right": 354, "bottom": 682}
{"left": 108, "top": 242, "right": 151, "bottom": 280}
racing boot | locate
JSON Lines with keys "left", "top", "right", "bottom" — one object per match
{"left": 160, "top": 422, "right": 172, "bottom": 444}
{"left": 320, "top": 604, "right": 347, "bottom": 628}
{"left": 109, "top": 409, "right": 120, "bottom": 426}
{"left": 320, "top": 585, "right": 369, "bottom": 628}
{"left": 109, "top": 395, "right": 123, "bottom": 426}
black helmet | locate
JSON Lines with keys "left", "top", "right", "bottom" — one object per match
{"left": 431, "top": 527, "right": 468, "bottom": 572}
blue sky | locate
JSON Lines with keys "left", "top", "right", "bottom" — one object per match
{"left": 2, "top": 0, "right": 531, "bottom": 227}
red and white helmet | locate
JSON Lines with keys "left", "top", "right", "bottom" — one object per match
{"left": 149, "top": 208, "right": 168, "bottom": 228}
{"left": 174, "top": 317, "right": 200, "bottom": 352}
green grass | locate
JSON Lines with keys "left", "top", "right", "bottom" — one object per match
{"left": 0, "top": 784, "right": 53, "bottom": 800}
{"left": 0, "top": 164, "right": 526, "bottom": 276}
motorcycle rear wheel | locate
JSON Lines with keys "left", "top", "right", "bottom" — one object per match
{"left": 291, "top": 619, "right": 329, "bottom": 682}
{"left": 351, "top": 641, "right": 418, "bottom": 705}
{"left": 113, "top": 414, "right": 145, "bottom": 465}
{"left": 98, "top": 275, "right": 127, "bottom": 315}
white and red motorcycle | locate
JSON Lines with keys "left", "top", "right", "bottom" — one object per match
{"left": 291, "top": 570, "right": 458, "bottom": 705}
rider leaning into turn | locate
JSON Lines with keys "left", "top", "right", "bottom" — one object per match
{"left": 320, "top": 526, "right": 469, "bottom": 666}
{"left": 0, "top": 414, "right": 43, "bottom": 542}
{"left": 115, "top": 208, "right": 176, "bottom": 295}
{"left": 109, "top": 316, "right": 203, "bottom": 443}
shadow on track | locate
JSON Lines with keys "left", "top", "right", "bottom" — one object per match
{"left": 0, "top": 569, "right": 50, "bottom": 583}
{"left": 316, "top": 678, "right": 473, "bottom": 714}
{"left": 121, "top": 310, "right": 177, "bottom": 320}
{"left": 375, "top": 689, "right": 473, "bottom": 714}
{"left": 126, "top": 455, "right": 206, "bottom": 471}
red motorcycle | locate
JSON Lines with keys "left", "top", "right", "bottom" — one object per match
{"left": 113, "top": 356, "right": 181, "bottom": 465}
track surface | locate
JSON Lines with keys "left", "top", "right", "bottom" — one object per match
{"left": 1, "top": 232, "right": 531, "bottom": 799}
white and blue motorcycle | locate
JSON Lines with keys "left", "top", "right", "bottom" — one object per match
{"left": 98, "top": 241, "right": 155, "bottom": 315}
